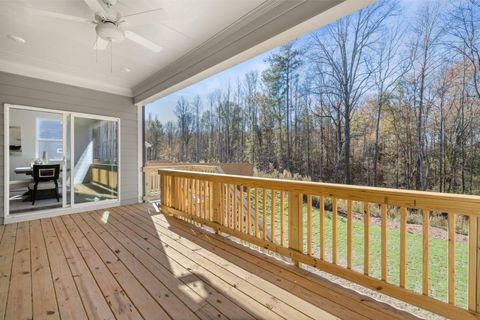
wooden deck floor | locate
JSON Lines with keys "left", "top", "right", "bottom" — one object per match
{"left": 0, "top": 204, "right": 420, "bottom": 320}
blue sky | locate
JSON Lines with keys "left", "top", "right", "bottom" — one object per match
{"left": 145, "top": 49, "right": 273, "bottom": 123}
{"left": 145, "top": 0, "right": 434, "bottom": 124}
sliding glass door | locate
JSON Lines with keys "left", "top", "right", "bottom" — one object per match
{"left": 6, "top": 104, "right": 120, "bottom": 217}
{"left": 71, "top": 115, "right": 119, "bottom": 205}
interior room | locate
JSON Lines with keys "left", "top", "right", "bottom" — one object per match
{"left": 8, "top": 107, "right": 64, "bottom": 213}
{"left": 7, "top": 106, "right": 119, "bottom": 214}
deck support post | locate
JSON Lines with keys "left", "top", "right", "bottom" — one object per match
{"left": 288, "top": 191, "right": 303, "bottom": 267}
{"left": 212, "top": 182, "right": 223, "bottom": 233}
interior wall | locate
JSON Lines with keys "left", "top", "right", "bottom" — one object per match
{"left": 0, "top": 71, "right": 139, "bottom": 222}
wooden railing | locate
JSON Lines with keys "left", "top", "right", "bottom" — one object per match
{"left": 156, "top": 168, "right": 480, "bottom": 320}
{"left": 143, "top": 165, "right": 221, "bottom": 201}
{"left": 91, "top": 163, "right": 118, "bottom": 191}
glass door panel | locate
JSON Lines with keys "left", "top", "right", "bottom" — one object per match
{"left": 72, "top": 116, "right": 119, "bottom": 205}
{"left": 7, "top": 107, "right": 66, "bottom": 214}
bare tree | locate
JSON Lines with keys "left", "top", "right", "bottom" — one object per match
{"left": 309, "top": 0, "right": 396, "bottom": 183}
{"left": 370, "top": 16, "right": 406, "bottom": 186}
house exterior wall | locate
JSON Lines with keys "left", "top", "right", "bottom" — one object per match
{"left": 0, "top": 71, "right": 139, "bottom": 222}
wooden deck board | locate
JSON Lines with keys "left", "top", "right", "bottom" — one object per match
{"left": 30, "top": 220, "right": 60, "bottom": 320}
{"left": 0, "top": 224, "right": 16, "bottom": 320}
{"left": 0, "top": 204, "right": 420, "bottom": 320}
{"left": 82, "top": 211, "right": 240, "bottom": 320}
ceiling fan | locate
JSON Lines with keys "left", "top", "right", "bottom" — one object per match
{"left": 27, "top": 0, "right": 164, "bottom": 53}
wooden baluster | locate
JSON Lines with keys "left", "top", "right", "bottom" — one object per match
{"left": 204, "top": 180, "right": 207, "bottom": 219}
{"left": 233, "top": 185, "right": 238, "bottom": 230}
{"left": 226, "top": 184, "right": 231, "bottom": 228}
{"left": 198, "top": 180, "right": 202, "bottom": 218}
{"left": 423, "top": 209, "right": 430, "bottom": 296}
{"left": 209, "top": 181, "right": 213, "bottom": 221}
{"left": 240, "top": 185, "right": 244, "bottom": 233}
{"left": 170, "top": 176, "right": 174, "bottom": 207}
{"left": 347, "top": 200, "right": 352, "bottom": 269}
{"left": 172, "top": 176, "right": 175, "bottom": 207}
{"left": 332, "top": 198, "right": 337, "bottom": 264}
{"left": 263, "top": 189, "right": 267, "bottom": 240}
{"left": 280, "top": 191, "right": 285, "bottom": 246}
{"left": 201, "top": 180, "right": 205, "bottom": 219}
{"left": 174, "top": 176, "right": 179, "bottom": 209}
{"left": 184, "top": 178, "right": 187, "bottom": 212}
{"left": 161, "top": 174, "right": 166, "bottom": 206}
{"left": 179, "top": 177, "right": 183, "bottom": 211}
{"left": 319, "top": 195, "right": 324, "bottom": 260}
{"left": 271, "top": 190, "right": 275, "bottom": 243}
{"left": 220, "top": 184, "right": 225, "bottom": 226}
{"left": 448, "top": 212, "right": 455, "bottom": 305}
{"left": 381, "top": 204, "right": 387, "bottom": 281}
{"left": 196, "top": 179, "right": 200, "bottom": 218}
{"left": 400, "top": 207, "right": 407, "bottom": 288}
{"left": 255, "top": 188, "right": 259, "bottom": 238}
{"left": 165, "top": 176, "right": 169, "bottom": 207}
{"left": 247, "top": 186, "right": 252, "bottom": 236}
{"left": 307, "top": 195, "right": 312, "bottom": 256}
{"left": 189, "top": 179, "right": 193, "bottom": 215}
{"left": 468, "top": 216, "right": 478, "bottom": 311}
{"left": 364, "top": 202, "right": 370, "bottom": 275}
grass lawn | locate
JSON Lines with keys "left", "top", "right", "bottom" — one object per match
{"left": 244, "top": 189, "right": 468, "bottom": 309}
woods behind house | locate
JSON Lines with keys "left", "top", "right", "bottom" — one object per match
{"left": 145, "top": 0, "right": 480, "bottom": 194}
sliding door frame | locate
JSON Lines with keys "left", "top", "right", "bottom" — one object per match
{"left": 3, "top": 103, "right": 121, "bottom": 224}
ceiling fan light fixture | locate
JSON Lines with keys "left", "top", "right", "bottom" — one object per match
{"left": 95, "top": 21, "right": 124, "bottom": 42}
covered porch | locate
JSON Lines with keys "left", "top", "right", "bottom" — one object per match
{"left": 0, "top": 203, "right": 415, "bottom": 320}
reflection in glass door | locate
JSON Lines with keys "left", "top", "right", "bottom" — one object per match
{"left": 72, "top": 116, "right": 119, "bottom": 205}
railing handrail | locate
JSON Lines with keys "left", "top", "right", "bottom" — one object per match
{"left": 158, "top": 168, "right": 480, "bottom": 215}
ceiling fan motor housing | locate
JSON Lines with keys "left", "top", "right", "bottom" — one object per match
{"left": 95, "top": 21, "right": 125, "bottom": 42}
{"left": 102, "top": 0, "right": 118, "bottom": 8}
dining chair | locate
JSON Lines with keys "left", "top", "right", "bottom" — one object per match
{"left": 28, "top": 164, "right": 60, "bottom": 205}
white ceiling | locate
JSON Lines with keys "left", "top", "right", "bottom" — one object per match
{"left": 0, "top": 0, "right": 269, "bottom": 96}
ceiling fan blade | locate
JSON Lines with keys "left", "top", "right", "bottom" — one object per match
{"left": 125, "top": 30, "right": 163, "bottom": 53}
{"left": 93, "top": 37, "right": 110, "bottom": 50}
{"left": 25, "top": 8, "right": 91, "bottom": 23}
{"left": 83, "top": 0, "right": 106, "bottom": 13}
{"left": 122, "top": 8, "right": 167, "bottom": 26}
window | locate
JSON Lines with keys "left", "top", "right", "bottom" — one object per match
{"left": 36, "top": 118, "right": 63, "bottom": 161}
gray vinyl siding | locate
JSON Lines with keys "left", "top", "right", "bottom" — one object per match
{"left": 0, "top": 71, "right": 139, "bottom": 222}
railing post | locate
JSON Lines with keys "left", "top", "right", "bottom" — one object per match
{"left": 159, "top": 173, "right": 164, "bottom": 205}
{"left": 211, "top": 182, "right": 222, "bottom": 230}
{"left": 143, "top": 169, "right": 151, "bottom": 201}
{"left": 288, "top": 191, "right": 303, "bottom": 266}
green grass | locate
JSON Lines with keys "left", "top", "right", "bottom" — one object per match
{"left": 244, "top": 189, "right": 468, "bottom": 309}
